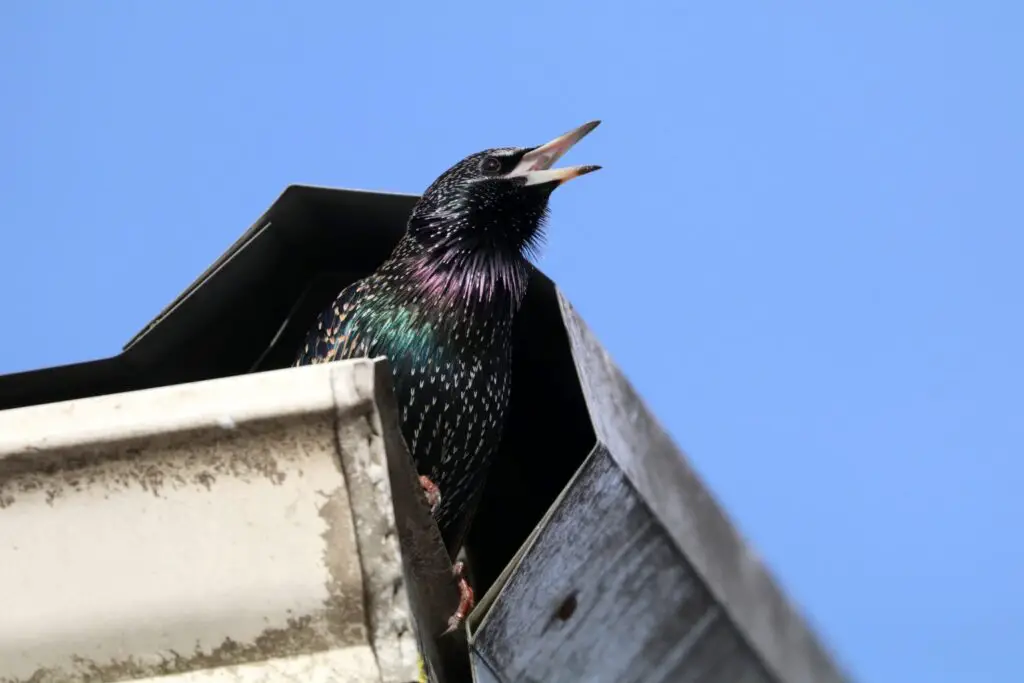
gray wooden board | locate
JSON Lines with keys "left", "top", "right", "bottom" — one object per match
{"left": 557, "top": 292, "right": 853, "bottom": 683}
{"left": 471, "top": 445, "right": 775, "bottom": 683}
{"left": 468, "top": 653, "right": 502, "bottom": 683}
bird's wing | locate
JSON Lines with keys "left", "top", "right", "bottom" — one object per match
{"left": 293, "top": 281, "right": 370, "bottom": 366}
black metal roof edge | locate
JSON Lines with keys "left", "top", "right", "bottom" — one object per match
{"left": 121, "top": 183, "right": 422, "bottom": 354}
{"left": 121, "top": 185, "right": 290, "bottom": 352}
{"left": 0, "top": 356, "right": 122, "bottom": 385}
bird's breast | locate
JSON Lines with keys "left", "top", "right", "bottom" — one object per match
{"left": 390, "top": 342, "right": 511, "bottom": 524}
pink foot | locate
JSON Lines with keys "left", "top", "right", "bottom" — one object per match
{"left": 443, "top": 561, "right": 475, "bottom": 635}
{"left": 419, "top": 475, "right": 441, "bottom": 515}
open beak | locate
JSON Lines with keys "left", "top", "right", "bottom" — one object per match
{"left": 509, "top": 120, "right": 602, "bottom": 187}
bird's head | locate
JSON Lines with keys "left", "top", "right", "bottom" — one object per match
{"left": 407, "top": 120, "right": 601, "bottom": 259}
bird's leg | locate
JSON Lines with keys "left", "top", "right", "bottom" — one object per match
{"left": 416, "top": 476, "right": 474, "bottom": 634}
{"left": 443, "top": 560, "right": 475, "bottom": 635}
{"left": 419, "top": 475, "right": 442, "bottom": 515}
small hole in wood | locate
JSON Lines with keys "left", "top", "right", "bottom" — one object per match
{"left": 555, "top": 592, "right": 578, "bottom": 621}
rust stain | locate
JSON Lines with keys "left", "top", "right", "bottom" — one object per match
{"left": 2, "top": 615, "right": 336, "bottom": 683}
{"left": 318, "top": 486, "right": 370, "bottom": 648}
{"left": 0, "top": 417, "right": 326, "bottom": 510}
{"left": 0, "top": 406, "right": 377, "bottom": 681}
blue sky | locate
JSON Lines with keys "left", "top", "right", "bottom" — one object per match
{"left": 2, "top": 3, "right": 1021, "bottom": 681}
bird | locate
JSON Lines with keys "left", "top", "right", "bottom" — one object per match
{"left": 293, "top": 120, "right": 601, "bottom": 634}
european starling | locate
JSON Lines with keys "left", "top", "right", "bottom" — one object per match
{"left": 294, "top": 120, "right": 601, "bottom": 632}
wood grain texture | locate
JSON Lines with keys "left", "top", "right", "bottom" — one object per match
{"left": 468, "top": 654, "right": 502, "bottom": 683}
{"left": 471, "top": 447, "right": 774, "bottom": 683}
{"left": 556, "top": 292, "right": 852, "bottom": 683}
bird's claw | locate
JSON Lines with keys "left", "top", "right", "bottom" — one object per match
{"left": 415, "top": 476, "right": 471, "bottom": 634}
{"left": 419, "top": 475, "right": 441, "bottom": 516}
{"left": 443, "top": 561, "right": 474, "bottom": 635}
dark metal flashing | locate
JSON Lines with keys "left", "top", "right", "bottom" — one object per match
{"left": 0, "top": 186, "right": 418, "bottom": 409}
{"left": 123, "top": 185, "right": 421, "bottom": 356}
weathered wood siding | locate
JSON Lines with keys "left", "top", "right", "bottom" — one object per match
{"left": 465, "top": 295, "right": 851, "bottom": 683}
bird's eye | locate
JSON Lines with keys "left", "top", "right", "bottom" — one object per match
{"left": 480, "top": 157, "right": 502, "bottom": 175}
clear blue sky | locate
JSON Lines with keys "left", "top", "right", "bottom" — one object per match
{"left": 2, "top": 3, "right": 1021, "bottom": 681}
